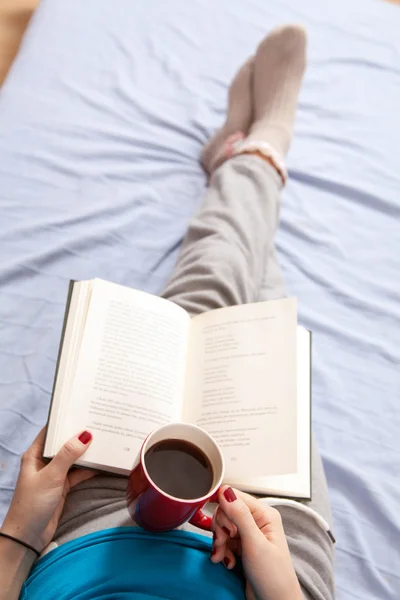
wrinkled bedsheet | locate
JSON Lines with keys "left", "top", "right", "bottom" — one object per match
{"left": 1, "top": 0, "right": 399, "bottom": 598}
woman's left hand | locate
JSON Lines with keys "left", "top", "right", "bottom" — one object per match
{"left": 211, "top": 486, "right": 303, "bottom": 600}
{"left": 1, "top": 427, "right": 95, "bottom": 554}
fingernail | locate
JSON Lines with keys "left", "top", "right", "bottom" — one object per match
{"left": 222, "top": 526, "right": 231, "bottom": 537}
{"left": 223, "top": 487, "right": 237, "bottom": 503}
{"left": 78, "top": 430, "right": 92, "bottom": 444}
{"left": 211, "top": 544, "right": 217, "bottom": 556}
{"left": 223, "top": 557, "right": 230, "bottom": 569}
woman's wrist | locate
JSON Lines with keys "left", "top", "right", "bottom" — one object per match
{"left": 256, "top": 572, "right": 303, "bottom": 600}
{"left": 1, "top": 511, "right": 42, "bottom": 555}
{"left": 0, "top": 531, "right": 37, "bottom": 563}
{"left": 0, "top": 533, "right": 37, "bottom": 600}
{"left": 0, "top": 530, "right": 41, "bottom": 558}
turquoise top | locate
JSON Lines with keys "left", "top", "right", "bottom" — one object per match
{"left": 20, "top": 528, "right": 245, "bottom": 599}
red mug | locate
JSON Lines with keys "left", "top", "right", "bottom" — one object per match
{"left": 127, "top": 423, "right": 225, "bottom": 532}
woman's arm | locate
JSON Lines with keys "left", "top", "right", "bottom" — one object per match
{"left": 0, "top": 427, "right": 95, "bottom": 599}
{"left": 0, "top": 537, "right": 36, "bottom": 600}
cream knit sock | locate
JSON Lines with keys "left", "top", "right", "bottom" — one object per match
{"left": 201, "top": 57, "right": 253, "bottom": 175}
{"left": 245, "top": 25, "right": 307, "bottom": 158}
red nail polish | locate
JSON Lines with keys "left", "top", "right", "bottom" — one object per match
{"left": 211, "top": 544, "right": 217, "bottom": 556}
{"left": 223, "top": 487, "right": 237, "bottom": 503}
{"left": 223, "top": 557, "right": 230, "bottom": 568}
{"left": 222, "top": 526, "right": 231, "bottom": 537}
{"left": 78, "top": 430, "right": 92, "bottom": 444}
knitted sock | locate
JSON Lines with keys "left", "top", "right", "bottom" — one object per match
{"left": 201, "top": 57, "right": 253, "bottom": 175}
{"left": 245, "top": 25, "right": 307, "bottom": 158}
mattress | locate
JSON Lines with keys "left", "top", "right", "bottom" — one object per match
{"left": 1, "top": 0, "right": 400, "bottom": 598}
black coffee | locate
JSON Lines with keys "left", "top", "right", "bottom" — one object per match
{"left": 144, "top": 439, "right": 213, "bottom": 500}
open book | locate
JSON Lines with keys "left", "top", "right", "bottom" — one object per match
{"left": 44, "top": 279, "right": 311, "bottom": 500}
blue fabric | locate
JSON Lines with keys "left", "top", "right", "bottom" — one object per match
{"left": 20, "top": 528, "right": 244, "bottom": 599}
{"left": 1, "top": 1, "right": 400, "bottom": 599}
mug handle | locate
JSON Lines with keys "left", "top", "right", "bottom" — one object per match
{"left": 188, "top": 489, "right": 219, "bottom": 531}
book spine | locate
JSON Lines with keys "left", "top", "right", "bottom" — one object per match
{"left": 42, "top": 280, "right": 76, "bottom": 460}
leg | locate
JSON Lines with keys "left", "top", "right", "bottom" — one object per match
{"left": 165, "top": 148, "right": 334, "bottom": 600}
{"left": 168, "top": 22, "right": 309, "bottom": 313}
{"left": 277, "top": 441, "right": 335, "bottom": 600}
{"left": 52, "top": 153, "right": 282, "bottom": 549}
{"left": 165, "top": 154, "right": 334, "bottom": 600}
{"left": 163, "top": 154, "right": 282, "bottom": 314}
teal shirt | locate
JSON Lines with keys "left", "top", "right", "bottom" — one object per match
{"left": 20, "top": 528, "right": 245, "bottom": 599}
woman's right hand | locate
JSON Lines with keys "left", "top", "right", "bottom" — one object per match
{"left": 211, "top": 486, "right": 303, "bottom": 600}
{"left": 1, "top": 427, "right": 95, "bottom": 554}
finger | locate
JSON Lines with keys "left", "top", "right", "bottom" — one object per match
{"left": 46, "top": 431, "right": 93, "bottom": 481}
{"left": 68, "top": 468, "right": 98, "bottom": 489}
{"left": 214, "top": 521, "right": 229, "bottom": 548}
{"left": 211, "top": 506, "right": 236, "bottom": 541}
{"left": 228, "top": 536, "right": 242, "bottom": 556}
{"left": 215, "top": 508, "right": 238, "bottom": 539}
{"left": 211, "top": 532, "right": 237, "bottom": 570}
{"left": 218, "top": 486, "right": 265, "bottom": 545}
{"left": 211, "top": 530, "right": 226, "bottom": 564}
{"left": 222, "top": 546, "right": 236, "bottom": 571}
{"left": 224, "top": 487, "right": 282, "bottom": 538}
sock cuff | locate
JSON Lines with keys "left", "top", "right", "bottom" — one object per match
{"left": 232, "top": 139, "right": 287, "bottom": 185}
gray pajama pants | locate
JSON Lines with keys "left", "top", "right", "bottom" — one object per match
{"left": 54, "top": 156, "right": 335, "bottom": 599}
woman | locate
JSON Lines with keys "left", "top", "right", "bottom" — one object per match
{"left": 0, "top": 25, "right": 335, "bottom": 600}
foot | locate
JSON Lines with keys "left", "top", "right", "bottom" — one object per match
{"left": 246, "top": 25, "right": 307, "bottom": 157}
{"left": 201, "top": 57, "right": 254, "bottom": 175}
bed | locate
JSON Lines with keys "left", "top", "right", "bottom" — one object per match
{"left": 1, "top": 0, "right": 400, "bottom": 598}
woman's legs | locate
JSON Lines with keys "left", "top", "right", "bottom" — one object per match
{"left": 53, "top": 23, "right": 334, "bottom": 600}
{"left": 54, "top": 149, "right": 333, "bottom": 597}
{"left": 165, "top": 23, "right": 309, "bottom": 314}
{"left": 53, "top": 153, "right": 282, "bottom": 547}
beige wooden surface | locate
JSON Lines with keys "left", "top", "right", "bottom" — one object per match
{"left": 0, "top": 0, "right": 38, "bottom": 85}
{"left": 0, "top": 0, "right": 400, "bottom": 86}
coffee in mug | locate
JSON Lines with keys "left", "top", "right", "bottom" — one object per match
{"left": 144, "top": 439, "right": 214, "bottom": 500}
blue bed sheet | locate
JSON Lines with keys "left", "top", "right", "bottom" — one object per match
{"left": 1, "top": 0, "right": 400, "bottom": 598}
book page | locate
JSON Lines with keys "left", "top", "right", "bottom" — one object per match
{"left": 229, "top": 327, "right": 311, "bottom": 498}
{"left": 184, "top": 298, "right": 297, "bottom": 481}
{"left": 57, "top": 280, "right": 190, "bottom": 471}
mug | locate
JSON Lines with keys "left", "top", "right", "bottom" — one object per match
{"left": 127, "top": 423, "right": 225, "bottom": 532}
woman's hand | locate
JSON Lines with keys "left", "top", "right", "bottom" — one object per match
{"left": 1, "top": 427, "right": 95, "bottom": 554}
{"left": 211, "top": 486, "right": 303, "bottom": 600}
